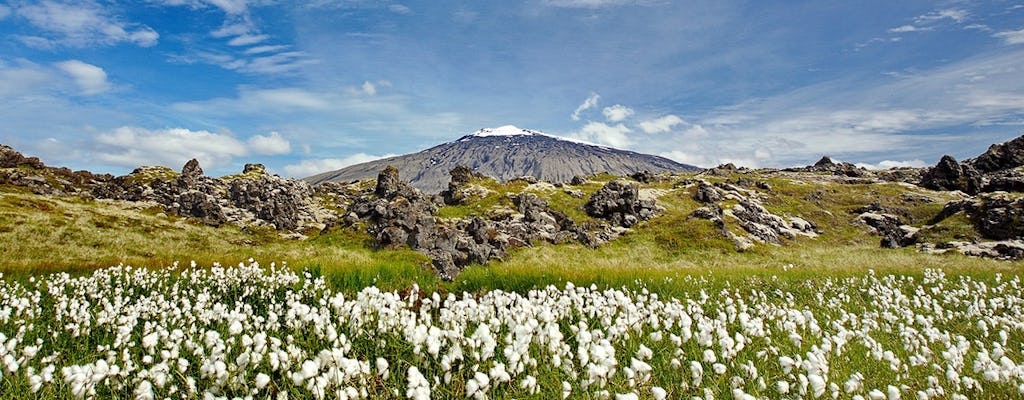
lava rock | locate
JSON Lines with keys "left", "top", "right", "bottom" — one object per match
{"left": 968, "top": 135, "right": 1024, "bottom": 174}
{"left": 584, "top": 180, "right": 660, "bottom": 228}
{"left": 919, "top": 155, "right": 982, "bottom": 194}
{"left": 375, "top": 166, "right": 402, "bottom": 198}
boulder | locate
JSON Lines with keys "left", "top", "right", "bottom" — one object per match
{"left": 584, "top": 180, "right": 660, "bottom": 227}
{"left": 179, "top": 158, "right": 204, "bottom": 188}
{"left": 857, "top": 212, "right": 918, "bottom": 248}
{"left": 375, "top": 166, "right": 402, "bottom": 198}
{"left": 919, "top": 155, "right": 982, "bottom": 194}
{"left": 693, "top": 181, "right": 721, "bottom": 203}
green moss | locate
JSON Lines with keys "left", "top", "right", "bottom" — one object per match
{"left": 125, "top": 166, "right": 179, "bottom": 184}
{"left": 918, "top": 212, "right": 980, "bottom": 243}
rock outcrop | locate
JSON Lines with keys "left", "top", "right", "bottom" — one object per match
{"left": 0, "top": 145, "right": 111, "bottom": 195}
{"left": 339, "top": 170, "right": 662, "bottom": 279}
{"left": 584, "top": 180, "right": 661, "bottom": 228}
{"left": 689, "top": 180, "right": 817, "bottom": 250}
{"left": 92, "top": 160, "right": 329, "bottom": 233}
{"left": 967, "top": 135, "right": 1024, "bottom": 174}
{"left": 856, "top": 212, "right": 919, "bottom": 248}
{"left": 935, "top": 195, "right": 1024, "bottom": 241}
{"left": 919, "top": 155, "right": 982, "bottom": 194}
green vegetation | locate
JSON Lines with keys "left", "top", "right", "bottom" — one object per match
{"left": 0, "top": 170, "right": 1020, "bottom": 297}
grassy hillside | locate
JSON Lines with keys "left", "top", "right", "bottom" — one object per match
{"left": 1, "top": 170, "right": 1016, "bottom": 295}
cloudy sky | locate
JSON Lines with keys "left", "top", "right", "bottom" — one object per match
{"left": 1, "top": 0, "right": 1023, "bottom": 177}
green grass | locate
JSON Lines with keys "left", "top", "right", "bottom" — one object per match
{"left": 1, "top": 169, "right": 1022, "bottom": 298}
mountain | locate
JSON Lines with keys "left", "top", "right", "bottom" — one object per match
{"left": 305, "top": 125, "right": 698, "bottom": 193}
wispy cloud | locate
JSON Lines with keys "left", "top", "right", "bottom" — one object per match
{"left": 995, "top": 28, "right": 1024, "bottom": 45}
{"left": 884, "top": 7, "right": 971, "bottom": 38}
{"left": 542, "top": 0, "right": 647, "bottom": 8}
{"left": 9, "top": 0, "right": 158, "bottom": 48}
{"left": 571, "top": 92, "right": 600, "bottom": 121}
{"left": 599, "top": 49, "right": 1024, "bottom": 168}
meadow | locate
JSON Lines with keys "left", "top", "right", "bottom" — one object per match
{"left": 2, "top": 261, "right": 1023, "bottom": 399}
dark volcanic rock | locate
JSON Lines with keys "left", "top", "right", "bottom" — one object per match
{"left": 933, "top": 195, "right": 1024, "bottom": 241}
{"left": 791, "top": 156, "right": 868, "bottom": 177}
{"left": 91, "top": 159, "right": 329, "bottom": 232}
{"left": 857, "top": 212, "right": 919, "bottom": 248}
{"left": 920, "top": 155, "right": 982, "bottom": 194}
{"left": 0, "top": 145, "right": 46, "bottom": 169}
{"left": 175, "top": 191, "right": 227, "bottom": 226}
{"left": 441, "top": 166, "right": 488, "bottom": 205}
{"left": 0, "top": 145, "right": 111, "bottom": 195}
{"left": 584, "top": 180, "right": 659, "bottom": 227}
{"left": 967, "top": 135, "right": 1024, "bottom": 173}
{"left": 982, "top": 169, "right": 1024, "bottom": 192}
{"left": 180, "top": 158, "right": 203, "bottom": 188}
{"left": 375, "top": 165, "right": 402, "bottom": 198}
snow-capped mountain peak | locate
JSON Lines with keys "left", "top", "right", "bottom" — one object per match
{"left": 470, "top": 125, "right": 541, "bottom": 137}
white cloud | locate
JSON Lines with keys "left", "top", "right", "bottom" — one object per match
{"left": 631, "top": 50, "right": 1024, "bottom": 169}
{"left": 854, "top": 159, "right": 928, "bottom": 170}
{"left": 283, "top": 153, "right": 397, "bottom": 177}
{"left": 638, "top": 114, "right": 684, "bottom": 133}
{"left": 543, "top": 0, "right": 641, "bottom": 8}
{"left": 389, "top": 4, "right": 411, "bottom": 14}
{"left": 0, "top": 4, "right": 10, "bottom": 19}
{"left": 247, "top": 131, "right": 291, "bottom": 155}
{"left": 0, "top": 59, "right": 54, "bottom": 97}
{"left": 94, "top": 127, "right": 249, "bottom": 168}
{"left": 182, "top": 50, "right": 314, "bottom": 75}
{"left": 888, "top": 25, "right": 926, "bottom": 33}
{"left": 601, "top": 104, "right": 634, "bottom": 122}
{"left": 995, "top": 28, "right": 1024, "bottom": 45}
{"left": 361, "top": 81, "right": 377, "bottom": 96}
{"left": 54, "top": 60, "right": 110, "bottom": 95}
{"left": 207, "top": 0, "right": 249, "bottom": 14}
{"left": 228, "top": 34, "right": 269, "bottom": 46}
{"left": 568, "top": 121, "right": 632, "bottom": 148}
{"left": 13, "top": 0, "right": 158, "bottom": 47}
{"left": 571, "top": 92, "right": 600, "bottom": 121}
{"left": 92, "top": 126, "right": 294, "bottom": 169}
{"left": 916, "top": 8, "right": 967, "bottom": 24}
{"left": 211, "top": 21, "right": 253, "bottom": 38}
{"left": 245, "top": 44, "right": 289, "bottom": 54}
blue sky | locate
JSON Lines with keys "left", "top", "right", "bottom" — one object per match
{"left": 1, "top": 0, "right": 1023, "bottom": 177}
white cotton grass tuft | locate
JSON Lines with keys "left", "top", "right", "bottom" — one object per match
{"left": 0, "top": 262, "right": 1020, "bottom": 399}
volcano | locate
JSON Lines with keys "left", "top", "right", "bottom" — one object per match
{"left": 305, "top": 125, "right": 698, "bottom": 193}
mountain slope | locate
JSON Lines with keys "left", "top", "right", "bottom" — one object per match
{"left": 305, "top": 125, "right": 698, "bottom": 193}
